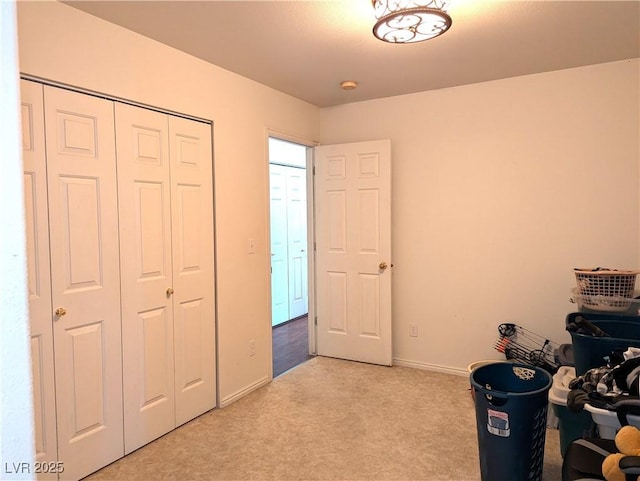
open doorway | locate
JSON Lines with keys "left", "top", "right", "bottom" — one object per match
{"left": 268, "top": 137, "right": 314, "bottom": 377}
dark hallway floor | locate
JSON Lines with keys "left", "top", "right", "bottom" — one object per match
{"left": 272, "top": 315, "right": 314, "bottom": 377}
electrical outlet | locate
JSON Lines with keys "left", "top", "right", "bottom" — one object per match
{"left": 249, "top": 339, "right": 256, "bottom": 357}
{"left": 248, "top": 238, "right": 256, "bottom": 254}
{"left": 409, "top": 324, "right": 418, "bottom": 337}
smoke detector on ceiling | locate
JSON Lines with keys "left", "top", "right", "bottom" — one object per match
{"left": 340, "top": 80, "right": 358, "bottom": 90}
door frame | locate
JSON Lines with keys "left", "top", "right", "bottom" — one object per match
{"left": 265, "top": 129, "right": 318, "bottom": 377}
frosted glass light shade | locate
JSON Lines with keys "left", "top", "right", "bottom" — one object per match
{"left": 372, "top": 0, "right": 452, "bottom": 43}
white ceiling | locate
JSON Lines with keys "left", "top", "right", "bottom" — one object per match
{"left": 64, "top": 0, "right": 640, "bottom": 107}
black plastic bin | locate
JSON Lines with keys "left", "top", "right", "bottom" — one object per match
{"left": 470, "top": 362, "right": 552, "bottom": 481}
{"left": 566, "top": 312, "right": 640, "bottom": 375}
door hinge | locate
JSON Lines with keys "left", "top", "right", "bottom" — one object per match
{"left": 312, "top": 165, "right": 316, "bottom": 176}
{"left": 314, "top": 241, "right": 317, "bottom": 252}
{"left": 314, "top": 316, "right": 318, "bottom": 326}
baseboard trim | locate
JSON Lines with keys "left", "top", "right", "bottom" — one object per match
{"left": 220, "top": 376, "right": 271, "bottom": 408}
{"left": 221, "top": 361, "right": 468, "bottom": 407}
{"left": 393, "top": 358, "right": 468, "bottom": 377}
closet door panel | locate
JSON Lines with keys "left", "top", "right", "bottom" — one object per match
{"left": 269, "top": 164, "right": 289, "bottom": 326}
{"left": 115, "top": 103, "right": 176, "bottom": 454}
{"left": 21, "top": 80, "right": 58, "bottom": 480}
{"left": 286, "top": 168, "right": 308, "bottom": 319}
{"left": 44, "top": 86, "right": 123, "bottom": 481}
{"left": 169, "top": 116, "right": 216, "bottom": 425}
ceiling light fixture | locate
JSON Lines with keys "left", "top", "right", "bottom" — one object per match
{"left": 372, "top": 0, "right": 452, "bottom": 44}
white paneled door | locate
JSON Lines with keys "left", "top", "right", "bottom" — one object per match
{"left": 314, "top": 140, "right": 392, "bottom": 366}
{"left": 269, "top": 164, "right": 289, "bottom": 326}
{"left": 22, "top": 80, "right": 216, "bottom": 479}
{"left": 286, "top": 167, "right": 308, "bottom": 319}
{"left": 269, "top": 163, "right": 308, "bottom": 325}
{"left": 44, "top": 86, "right": 124, "bottom": 480}
{"left": 115, "top": 103, "right": 176, "bottom": 454}
{"left": 21, "top": 80, "right": 58, "bottom": 481}
{"left": 117, "top": 105, "right": 216, "bottom": 450}
{"left": 169, "top": 116, "right": 216, "bottom": 427}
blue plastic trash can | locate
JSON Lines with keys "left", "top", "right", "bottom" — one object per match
{"left": 470, "top": 362, "right": 552, "bottom": 481}
{"left": 566, "top": 312, "right": 640, "bottom": 375}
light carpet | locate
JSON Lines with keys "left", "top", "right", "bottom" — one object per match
{"left": 85, "top": 356, "right": 563, "bottom": 480}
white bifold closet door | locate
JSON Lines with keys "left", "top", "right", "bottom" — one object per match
{"left": 44, "top": 85, "right": 124, "bottom": 480}
{"left": 116, "top": 104, "right": 216, "bottom": 454}
{"left": 21, "top": 80, "right": 58, "bottom": 481}
{"left": 169, "top": 115, "right": 216, "bottom": 428}
{"left": 285, "top": 167, "right": 308, "bottom": 319}
{"left": 269, "top": 164, "right": 308, "bottom": 326}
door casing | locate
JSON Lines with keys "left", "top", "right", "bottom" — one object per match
{"left": 266, "top": 132, "right": 317, "bottom": 374}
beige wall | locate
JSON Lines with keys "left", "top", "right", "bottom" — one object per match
{"left": 17, "top": 1, "right": 640, "bottom": 399}
{"left": 2, "top": 0, "right": 36, "bottom": 473}
{"left": 17, "top": 1, "right": 319, "bottom": 404}
{"left": 319, "top": 59, "right": 640, "bottom": 373}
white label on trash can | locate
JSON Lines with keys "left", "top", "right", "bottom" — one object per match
{"left": 487, "top": 409, "right": 510, "bottom": 437}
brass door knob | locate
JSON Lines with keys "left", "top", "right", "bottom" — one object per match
{"left": 379, "top": 262, "right": 388, "bottom": 270}
{"left": 166, "top": 287, "right": 174, "bottom": 297}
{"left": 55, "top": 307, "right": 67, "bottom": 317}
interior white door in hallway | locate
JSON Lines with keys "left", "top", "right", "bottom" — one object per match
{"left": 286, "top": 167, "right": 309, "bottom": 319}
{"left": 44, "top": 85, "right": 124, "bottom": 480}
{"left": 314, "top": 140, "right": 392, "bottom": 366}
{"left": 270, "top": 164, "right": 289, "bottom": 326}
{"left": 269, "top": 163, "right": 308, "bottom": 327}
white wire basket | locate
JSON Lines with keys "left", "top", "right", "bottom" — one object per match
{"left": 570, "top": 289, "right": 640, "bottom": 314}
{"left": 573, "top": 268, "right": 638, "bottom": 312}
